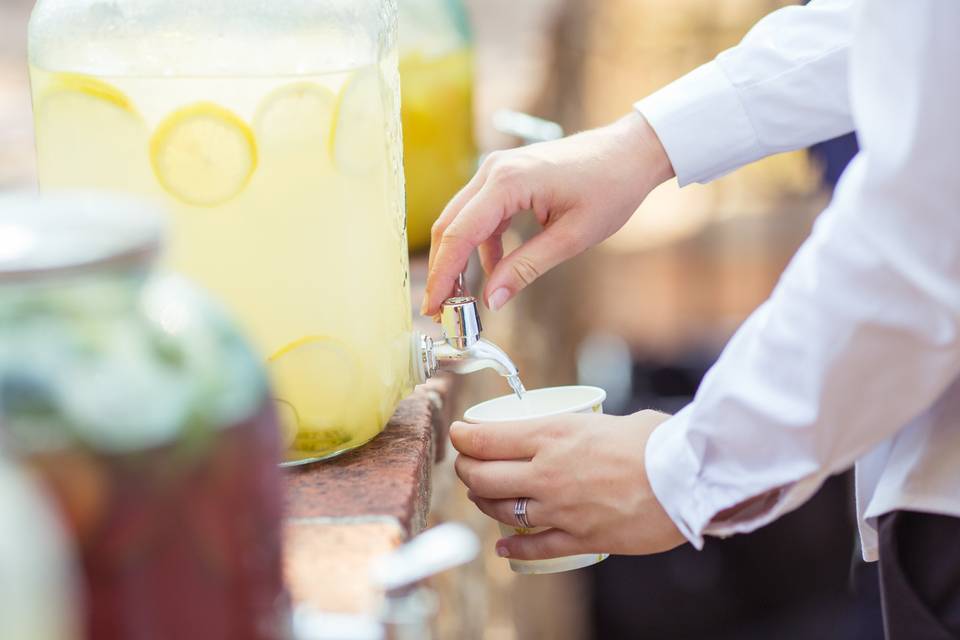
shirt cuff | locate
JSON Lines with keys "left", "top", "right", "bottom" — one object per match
{"left": 644, "top": 406, "right": 710, "bottom": 549}
{"left": 646, "top": 407, "right": 828, "bottom": 549}
{"left": 634, "top": 61, "right": 761, "bottom": 187}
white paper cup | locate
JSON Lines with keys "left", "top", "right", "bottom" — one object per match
{"left": 464, "top": 385, "right": 608, "bottom": 575}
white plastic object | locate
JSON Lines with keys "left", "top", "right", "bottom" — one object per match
{"left": 0, "top": 458, "right": 80, "bottom": 640}
{"left": 370, "top": 522, "right": 480, "bottom": 594}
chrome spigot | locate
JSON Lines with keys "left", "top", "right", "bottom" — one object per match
{"left": 414, "top": 275, "right": 525, "bottom": 396}
{"left": 372, "top": 523, "right": 479, "bottom": 640}
{"left": 291, "top": 524, "right": 480, "bottom": 640}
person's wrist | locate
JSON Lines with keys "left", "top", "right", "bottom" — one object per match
{"left": 634, "top": 410, "right": 687, "bottom": 552}
{"left": 611, "top": 111, "right": 676, "bottom": 189}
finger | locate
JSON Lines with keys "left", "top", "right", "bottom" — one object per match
{"left": 426, "top": 170, "right": 487, "bottom": 282}
{"left": 449, "top": 421, "right": 539, "bottom": 461}
{"left": 477, "top": 234, "right": 504, "bottom": 277}
{"left": 429, "top": 156, "right": 497, "bottom": 262}
{"left": 468, "top": 494, "right": 553, "bottom": 529}
{"left": 477, "top": 217, "right": 511, "bottom": 277}
{"left": 497, "top": 528, "right": 586, "bottom": 561}
{"left": 423, "top": 162, "right": 495, "bottom": 315}
{"left": 455, "top": 456, "right": 537, "bottom": 500}
{"left": 423, "top": 181, "right": 518, "bottom": 316}
{"left": 483, "top": 219, "right": 586, "bottom": 312}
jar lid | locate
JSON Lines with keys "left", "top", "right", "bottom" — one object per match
{"left": 0, "top": 192, "right": 165, "bottom": 282}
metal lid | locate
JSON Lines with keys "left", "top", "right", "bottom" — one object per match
{"left": 0, "top": 192, "right": 165, "bottom": 283}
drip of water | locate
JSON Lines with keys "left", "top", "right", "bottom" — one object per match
{"left": 507, "top": 374, "right": 526, "bottom": 400}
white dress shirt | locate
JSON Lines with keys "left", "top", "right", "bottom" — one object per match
{"left": 635, "top": 0, "right": 960, "bottom": 561}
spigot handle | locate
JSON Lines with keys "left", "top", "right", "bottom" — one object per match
{"left": 440, "top": 297, "right": 482, "bottom": 347}
{"left": 492, "top": 109, "right": 564, "bottom": 146}
{"left": 439, "top": 272, "right": 482, "bottom": 347}
{"left": 370, "top": 523, "right": 480, "bottom": 595}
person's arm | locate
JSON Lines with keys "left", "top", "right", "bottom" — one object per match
{"left": 422, "top": 0, "right": 859, "bottom": 316}
{"left": 637, "top": 0, "right": 857, "bottom": 186}
{"left": 646, "top": 0, "right": 960, "bottom": 549}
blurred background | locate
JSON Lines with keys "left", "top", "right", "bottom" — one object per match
{"left": 1, "top": 0, "right": 877, "bottom": 638}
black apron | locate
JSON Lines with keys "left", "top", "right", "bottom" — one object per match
{"left": 879, "top": 511, "right": 960, "bottom": 639}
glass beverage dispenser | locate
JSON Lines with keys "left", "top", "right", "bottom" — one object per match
{"left": 29, "top": 0, "right": 413, "bottom": 465}
{"left": 30, "top": 0, "right": 519, "bottom": 464}
{"left": 399, "top": 0, "right": 477, "bottom": 251}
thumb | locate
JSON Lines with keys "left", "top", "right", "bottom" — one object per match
{"left": 483, "top": 224, "right": 586, "bottom": 311}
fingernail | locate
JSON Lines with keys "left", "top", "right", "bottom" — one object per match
{"left": 488, "top": 288, "right": 510, "bottom": 312}
{"left": 496, "top": 545, "right": 510, "bottom": 558}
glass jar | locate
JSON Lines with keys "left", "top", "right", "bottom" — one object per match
{"left": 399, "top": 0, "right": 478, "bottom": 251}
{"left": 0, "top": 194, "right": 287, "bottom": 639}
{"left": 29, "top": 0, "right": 414, "bottom": 465}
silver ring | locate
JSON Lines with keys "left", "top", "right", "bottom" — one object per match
{"left": 514, "top": 497, "right": 534, "bottom": 529}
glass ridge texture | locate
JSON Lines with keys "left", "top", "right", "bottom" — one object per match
{"left": 29, "top": 0, "right": 414, "bottom": 465}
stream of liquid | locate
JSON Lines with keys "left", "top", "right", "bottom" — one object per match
{"left": 507, "top": 374, "right": 526, "bottom": 400}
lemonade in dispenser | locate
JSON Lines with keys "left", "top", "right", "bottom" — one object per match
{"left": 29, "top": 0, "right": 415, "bottom": 465}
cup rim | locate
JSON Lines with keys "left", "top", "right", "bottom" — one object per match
{"left": 463, "top": 385, "right": 606, "bottom": 423}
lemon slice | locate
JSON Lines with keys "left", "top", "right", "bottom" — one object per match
{"left": 150, "top": 102, "right": 258, "bottom": 207}
{"left": 34, "top": 74, "right": 149, "bottom": 190}
{"left": 254, "top": 82, "right": 336, "bottom": 155}
{"left": 268, "top": 336, "right": 363, "bottom": 457}
{"left": 291, "top": 427, "right": 354, "bottom": 457}
{"left": 40, "top": 73, "right": 137, "bottom": 113}
{"left": 273, "top": 399, "right": 301, "bottom": 452}
{"left": 330, "top": 67, "right": 387, "bottom": 175}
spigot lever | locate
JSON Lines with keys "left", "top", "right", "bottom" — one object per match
{"left": 414, "top": 273, "right": 520, "bottom": 388}
{"left": 371, "top": 523, "right": 479, "bottom": 596}
{"left": 440, "top": 292, "right": 482, "bottom": 349}
{"left": 372, "top": 524, "right": 480, "bottom": 640}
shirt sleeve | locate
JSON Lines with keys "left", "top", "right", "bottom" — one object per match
{"left": 644, "top": 0, "right": 960, "bottom": 549}
{"left": 635, "top": 0, "right": 857, "bottom": 186}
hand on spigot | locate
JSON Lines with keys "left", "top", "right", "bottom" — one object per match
{"left": 421, "top": 112, "right": 675, "bottom": 317}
